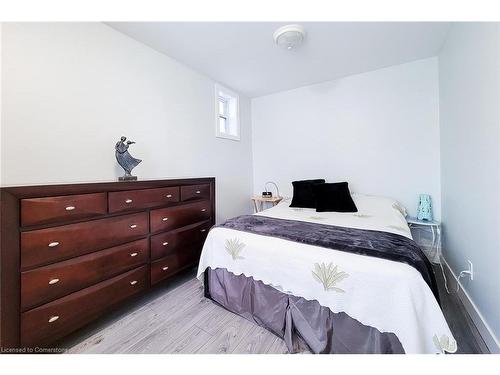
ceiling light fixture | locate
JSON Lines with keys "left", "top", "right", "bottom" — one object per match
{"left": 273, "top": 24, "right": 306, "bottom": 50}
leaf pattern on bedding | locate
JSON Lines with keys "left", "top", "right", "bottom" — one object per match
{"left": 225, "top": 238, "right": 246, "bottom": 260}
{"left": 433, "top": 334, "right": 457, "bottom": 354}
{"left": 312, "top": 262, "right": 349, "bottom": 292}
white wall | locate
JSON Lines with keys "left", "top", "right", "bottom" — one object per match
{"left": 251, "top": 58, "right": 441, "bottom": 219}
{"left": 439, "top": 23, "right": 500, "bottom": 349}
{"left": 1, "top": 22, "right": 254, "bottom": 222}
{"left": 2, "top": 21, "right": 499, "bottom": 349}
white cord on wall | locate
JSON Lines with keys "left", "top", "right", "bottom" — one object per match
{"left": 264, "top": 181, "right": 280, "bottom": 197}
{"left": 437, "top": 253, "right": 472, "bottom": 295}
{"left": 456, "top": 270, "right": 472, "bottom": 293}
{"left": 438, "top": 256, "right": 451, "bottom": 294}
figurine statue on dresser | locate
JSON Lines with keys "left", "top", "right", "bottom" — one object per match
{"left": 115, "top": 136, "right": 142, "bottom": 181}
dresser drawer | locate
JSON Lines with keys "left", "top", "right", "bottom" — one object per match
{"left": 21, "top": 238, "right": 149, "bottom": 311}
{"left": 20, "top": 266, "right": 148, "bottom": 347}
{"left": 150, "top": 201, "right": 211, "bottom": 234}
{"left": 21, "top": 193, "right": 107, "bottom": 227}
{"left": 150, "top": 242, "right": 203, "bottom": 286}
{"left": 150, "top": 220, "right": 210, "bottom": 260}
{"left": 180, "top": 184, "right": 210, "bottom": 202}
{"left": 108, "top": 187, "right": 179, "bottom": 213}
{"left": 150, "top": 254, "right": 180, "bottom": 285}
{"left": 21, "top": 212, "right": 149, "bottom": 270}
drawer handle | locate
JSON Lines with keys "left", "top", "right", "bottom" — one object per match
{"left": 130, "top": 224, "right": 138, "bottom": 229}
{"left": 130, "top": 280, "right": 138, "bottom": 285}
{"left": 196, "top": 190, "right": 201, "bottom": 194}
{"left": 162, "top": 217, "right": 169, "bottom": 222}
{"left": 166, "top": 194, "right": 173, "bottom": 198}
{"left": 65, "top": 206, "right": 76, "bottom": 211}
{"left": 125, "top": 199, "right": 133, "bottom": 204}
{"left": 162, "top": 241, "right": 169, "bottom": 246}
{"left": 48, "top": 278, "right": 60, "bottom": 285}
{"left": 48, "top": 316, "right": 59, "bottom": 323}
{"left": 201, "top": 208, "right": 207, "bottom": 212}
{"left": 130, "top": 252, "right": 138, "bottom": 257}
{"left": 162, "top": 266, "right": 169, "bottom": 271}
{"left": 48, "top": 242, "right": 60, "bottom": 248}
{"left": 200, "top": 229, "right": 207, "bottom": 233}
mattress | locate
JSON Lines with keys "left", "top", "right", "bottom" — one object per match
{"left": 197, "top": 194, "right": 456, "bottom": 354}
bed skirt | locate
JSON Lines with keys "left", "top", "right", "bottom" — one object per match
{"left": 204, "top": 267, "right": 405, "bottom": 354}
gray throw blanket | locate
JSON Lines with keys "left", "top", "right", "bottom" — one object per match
{"left": 218, "top": 215, "right": 439, "bottom": 302}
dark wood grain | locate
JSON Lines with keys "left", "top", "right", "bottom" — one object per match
{"left": 0, "top": 190, "right": 21, "bottom": 348}
{"left": 2, "top": 178, "right": 215, "bottom": 198}
{"left": 108, "top": 186, "right": 179, "bottom": 213}
{"left": 0, "top": 177, "right": 215, "bottom": 349}
{"left": 150, "top": 242, "right": 203, "bottom": 286}
{"left": 21, "top": 266, "right": 148, "bottom": 347}
{"left": 150, "top": 220, "right": 210, "bottom": 260}
{"left": 180, "top": 184, "right": 210, "bottom": 202}
{"left": 150, "top": 201, "right": 211, "bottom": 234}
{"left": 150, "top": 254, "right": 181, "bottom": 285}
{"left": 21, "top": 238, "right": 149, "bottom": 311}
{"left": 21, "top": 193, "right": 107, "bottom": 227}
{"left": 21, "top": 212, "right": 149, "bottom": 270}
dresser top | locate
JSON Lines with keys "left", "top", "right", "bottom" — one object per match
{"left": 0, "top": 177, "right": 215, "bottom": 198}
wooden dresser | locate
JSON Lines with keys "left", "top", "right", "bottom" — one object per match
{"left": 0, "top": 178, "right": 215, "bottom": 349}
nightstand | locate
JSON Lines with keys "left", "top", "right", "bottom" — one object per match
{"left": 406, "top": 217, "right": 441, "bottom": 264}
{"left": 251, "top": 196, "right": 283, "bottom": 213}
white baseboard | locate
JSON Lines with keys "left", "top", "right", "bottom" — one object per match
{"left": 441, "top": 257, "right": 500, "bottom": 354}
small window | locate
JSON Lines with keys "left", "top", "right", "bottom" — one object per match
{"left": 215, "top": 84, "right": 240, "bottom": 140}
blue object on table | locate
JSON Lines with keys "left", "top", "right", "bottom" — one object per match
{"left": 417, "top": 194, "right": 433, "bottom": 221}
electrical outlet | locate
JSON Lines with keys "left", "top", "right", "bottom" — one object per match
{"left": 467, "top": 260, "right": 474, "bottom": 281}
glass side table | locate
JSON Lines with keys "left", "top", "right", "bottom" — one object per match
{"left": 406, "top": 217, "right": 441, "bottom": 264}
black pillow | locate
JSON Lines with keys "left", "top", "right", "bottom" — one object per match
{"left": 289, "top": 179, "right": 326, "bottom": 208}
{"left": 312, "top": 182, "right": 358, "bottom": 212}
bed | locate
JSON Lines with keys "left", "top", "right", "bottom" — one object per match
{"left": 196, "top": 193, "right": 457, "bottom": 354}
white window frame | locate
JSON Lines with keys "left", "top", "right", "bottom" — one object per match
{"left": 215, "top": 84, "right": 240, "bottom": 141}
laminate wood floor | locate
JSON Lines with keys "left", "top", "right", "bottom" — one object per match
{"left": 61, "top": 266, "right": 486, "bottom": 354}
{"left": 61, "top": 269, "right": 289, "bottom": 354}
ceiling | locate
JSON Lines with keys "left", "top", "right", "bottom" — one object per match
{"left": 107, "top": 22, "right": 451, "bottom": 98}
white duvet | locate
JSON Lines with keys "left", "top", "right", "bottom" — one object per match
{"left": 197, "top": 194, "right": 457, "bottom": 354}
